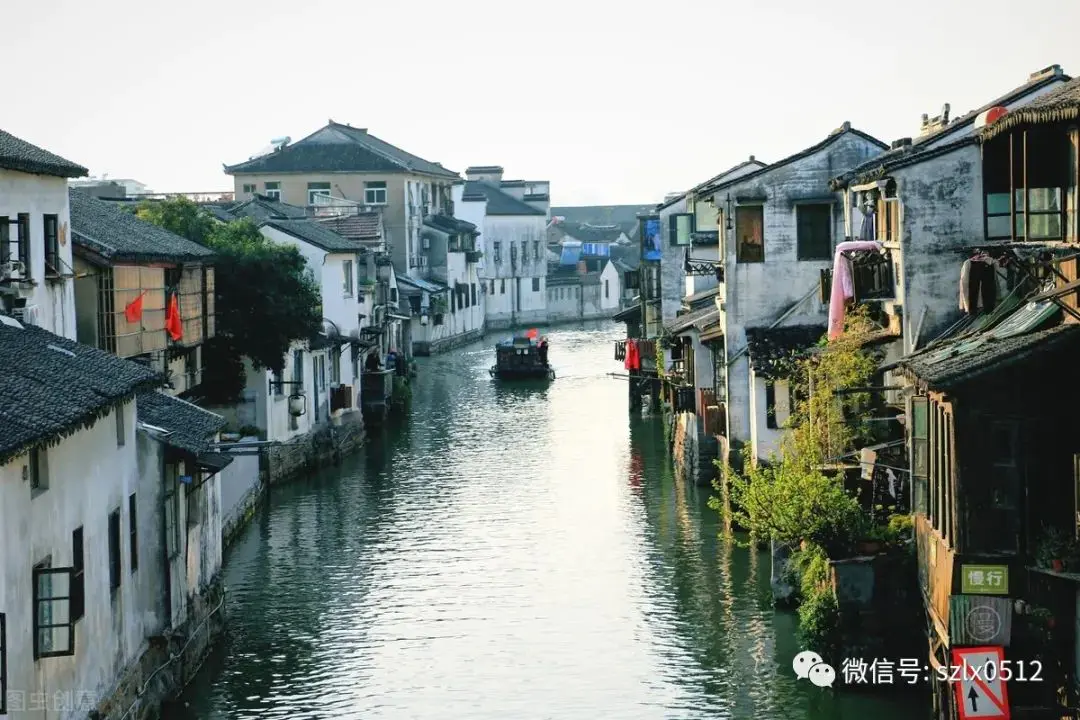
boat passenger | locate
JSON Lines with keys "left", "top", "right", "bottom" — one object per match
{"left": 365, "top": 351, "right": 382, "bottom": 372}
{"left": 538, "top": 338, "right": 549, "bottom": 366}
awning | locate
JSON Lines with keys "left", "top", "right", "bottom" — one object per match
{"left": 397, "top": 275, "right": 448, "bottom": 295}
{"left": 196, "top": 452, "right": 234, "bottom": 473}
{"left": 388, "top": 312, "right": 412, "bottom": 321}
{"left": 700, "top": 323, "right": 724, "bottom": 344}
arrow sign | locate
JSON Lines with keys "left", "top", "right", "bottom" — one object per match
{"left": 953, "top": 646, "right": 1010, "bottom": 719}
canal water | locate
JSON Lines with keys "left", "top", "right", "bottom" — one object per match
{"left": 171, "top": 320, "right": 929, "bottom": 719}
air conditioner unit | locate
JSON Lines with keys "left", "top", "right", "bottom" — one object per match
{"left": 0, "top": 260, "right": 25, "bottom": 280}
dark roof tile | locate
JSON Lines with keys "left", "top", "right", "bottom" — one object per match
{"left": 0, "top": 129, "right": 88, "bottom": 178}
{"left": 556, "top": 221, "right": 625, "bottom": 243}
{"left": 982, "top": 74, "right": 1080, "bottom": 140}
{"left": 225, "top": 123, "right": 460, "bottom": 179}
{"left": 315, "top": 213, "right": 382, "bottom": 240}
{"left": 136, "top": 389, "right": 225, "bottom": 455}
{"left": 227, "top": 195, "right": 309, "bottom": 222}
{"left": 665, "top": 305, "right": 720, "bottom": 335}
{"left": 462, "top": 181, "right": 546, "bottom": 216}
{"left": 70, "top": 189, "right": 215, "bottom": 262}
{"left": 745, "top": 325, "right": 826, "bottom": 380}
{"left": 0, "top": 322, "right": 163, "bottom": 463}
{"left": 423, "top": 214, "right": 477, "bottom": 235}
{"left": 262, "top": 218, "right": 361, "bottom": 253}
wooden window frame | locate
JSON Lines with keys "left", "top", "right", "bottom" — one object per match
{"left": 669, "top": 212, "right": 695, "bottom": 246}
{"left": 129, "top": 493, "right": 139, "bottom": 573}
{"left": 43, "top": 214, "right": 59, "bottom": 275}
{"left": 911, "top": 397, "right": 929, "bottom": 516}
{"left": 735, "top": 205, "right": 764, "bottom": 264}
{"left": 33, "top": 560, "right": 75, "bottom": 659}
{"left": 108, "top": 509, "right": 122, "bottom": 594}
{"left": 795, "top": 203, "right": 833, "bottom": 260}
{"left": 71, "top": 527, "right": 85, "bottom": 622}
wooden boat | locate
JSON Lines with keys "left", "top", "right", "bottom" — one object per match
{"left": 489, "top": 335, "right": 555, "bottom": 380}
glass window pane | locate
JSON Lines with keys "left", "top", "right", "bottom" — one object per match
{"left": 1029, "top": 187, "right": 1061, "bottom": 212}
{"left": 987, "top": 216, "right": 1012, "bottom": 238}
{"left": 1014, "top": 189, "right": 1026, "bottom": 212}
{"left": 912, "top": 398, "right": 928, "bottom": 436}
{"left": 1015, "top": 213, "right": 1026, "bottom": 238}
{"left": 986, "top": 193, "right": 1010, "bottom": 215}
{"left": 50, "top": 626, "right": 70, "bottom": 652}
{"left": 1030, "top": 214, "right": 1062, "bottom": 239}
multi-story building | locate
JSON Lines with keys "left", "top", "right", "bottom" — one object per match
{"left": 223, "top": 122, "right": 461, "bottom": 281}
{"left": 454, "top": 166, "right": 549, "bottom": 329}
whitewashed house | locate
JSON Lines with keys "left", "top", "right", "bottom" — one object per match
{"left": 694, "top": 122, "right": 889, "bottom": 461}
{"left": 406, "top": 213, "right": 484, "bottom": 354}
{"left": 455, "top": 166, "right": 549, "bottom": 329}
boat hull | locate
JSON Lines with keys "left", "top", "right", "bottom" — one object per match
{"left": 489, "top": 365, "right": 555, "bottom": 381}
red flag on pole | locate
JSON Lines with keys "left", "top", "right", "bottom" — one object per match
{"left": 124, "top": 291, "right": 146, "bottom": 323}
{"left": 165, "top": 293, "right": 182, "bottom": 341}
{"left": 525, "top": 328, "right": 538, "bottom": 339}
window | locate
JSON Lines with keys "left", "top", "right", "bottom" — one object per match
{"left": 264, "top": 181, "right": 281, "bottom": 200}
{"left": 450, "top": 289, "right": 456, "bottom": 313}
{"left": 669, "top": 213, "right": 694, "bottom": 246}
{"left": 307, "top": 182, "right": 331, "bottom": 205}
{"left": 187, "top": 483, "right": 205, "bottom": 527}
{"left": 33, "top": 558, "right": 74, "bottom": 658}
{"left": 29, "top": 448, "right": 45, "bottom": 494}
{"left": 532, "top": 277, "right": 540, "bottom": 292}
{"left": 242, "top": 183, "right": 257, "bottom": 194}
{"left": 796, "top": 204, "right": 832, "bottom": 260}
{"left": 911, "top": 397, "right": 929, "bottom": 516}
{"left": 490, "top": 280, "right": 495, "bottom": 294}
{"left": 500, "top": 279, "right": 505, "bottom": 294}
{"left": 983, "top": 420, "right": 1021, "bottom": 553}
{"left": 331, "top": 346, "right": 341, "bottom": 384}
{"left": 343, "top": 259, "right": 354, "bottom": 297}
{"left": 164, "top": 473, "right": 179, "bottom": 560}
{"left": 605, "top": 279, "right": 609, "bottom": 298}
{"left": 471, "top": 283, "right": 477, "bottom": 305}
{"left": 533, "top": 241, "right": 540, "bottom": 261}
{"left": 17, "top": 213, "right": 30, "bottom": 274}
{"left": 115, "top": 404, "right": 125, "bottom": 447}
{"left": 128, "top": 494, "right": 138, "bottom": 573}
{"left": 351, "top": 347, "right": 359, "bottom": 382}
{"left": 71, "top": 527, "right": 84, "bottom": 622}
{"left": 43, "top": 214, "right": 59, "bottom": 274}
{"left": 493, "top": 241, "right": 501, "bottom": 263}
{"left": 365, "top": 181, "right": 387, "bottom": 205}
{"left": 108, "top": 509, "right": 121, "bottom": 593}
{"left": 0, "top": 215, "right": 9, "bottom": 263}
{"left": 0, "top": 612, "right": 6, "bottom": 714}
{"left": 735, "top": 206, "right": 764, "bottom": 263}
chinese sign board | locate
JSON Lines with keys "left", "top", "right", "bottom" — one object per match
{"left": 961, "top": 565, "right": 1008, "bottom": 595}
{"left": 949, "top": 595, "right": 1012, "bottom": 647}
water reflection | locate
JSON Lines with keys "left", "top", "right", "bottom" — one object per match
{"left": 171, "top": 321, "right": 928, "bottom": 720}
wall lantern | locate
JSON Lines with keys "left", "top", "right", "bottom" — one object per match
{"left": 288, "top": 393, "right": 308, "bottom": 417}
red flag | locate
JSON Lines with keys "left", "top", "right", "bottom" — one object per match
{"left": 124, "top": 291, "right": 146, "bottom": 323}
{"left": 165, "top": 293, "right": 182, "bottom": 341}
{"left": 525, "top": 328, "right": 538, "bottom": 339}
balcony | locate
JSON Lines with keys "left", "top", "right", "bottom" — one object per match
{"left": 465, "top": 250, "right": 483, "bottom": 264}
{"left": 615, "top": 338, "right": 657, "bottom": 363}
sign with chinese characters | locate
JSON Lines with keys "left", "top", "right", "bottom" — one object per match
{"left": 961, "top": 564, "right": 1008, "bottom": 595}
{"left": 949, "top": 595, "right": 1012, "bottom": 646}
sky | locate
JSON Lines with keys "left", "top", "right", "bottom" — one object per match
{"left": 5, "top": 0, "right": 1080, "bottom": 206}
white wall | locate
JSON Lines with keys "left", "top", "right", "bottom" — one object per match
{"left": 246, "top": 342, "right": 333, "bottom": 443}
{"left": 0, "top": 169, "right": 76, "bottom": 339}
{"left": 0, "top": 400, "right": 151, "bottom": 714}
{"left": 600, "top": 260, "right": 621, "bottom": 311}
{"left": 685, "top": 243, "right": 721, "bottom": 297}
{"left": 476, "top": 214, "right": 548, "bottom": 325}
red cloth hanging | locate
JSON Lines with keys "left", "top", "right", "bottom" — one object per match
{"left": 624, "top": 339, "right": 640, "bottom": 371}
{"left": 124, "top": 291, "right": 146, "bottom": 323}
{"left": 165, "top": 293, "right": 182, "bottom": 341}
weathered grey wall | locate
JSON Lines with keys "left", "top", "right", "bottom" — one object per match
{"left": 716, "top": 131, "right": 886, "bottom": 447}
{"left": 893, "top": 144, "right": 985, "bottom": 352}
{"left": 657, "top": 197, "right": 688, "bottom": 323}
{"left": 218, "top": 439, "right": 262, "bottom": 548}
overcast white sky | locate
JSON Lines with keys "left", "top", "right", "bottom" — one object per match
{"left": 5, "top": 0, "right": 1079, "bottom": 205}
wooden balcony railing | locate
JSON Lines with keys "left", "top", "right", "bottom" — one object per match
{"left": 702, "top": 401, "right": 726, "bottom": 437}
{"left": 615, "top": 339, "right": 658, "bottom": 364}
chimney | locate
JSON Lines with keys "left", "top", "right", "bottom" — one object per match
{"left": 1030, "top": 64, "right": 1064, "bottom": 81}
{"left": 891, "top": 138, "right": 913, "bottom": 150}
{"left": 465, "top": 165, "right": 504, "bottom": 183}
{"left": 749, "top": 155, "right": 755, "bottom": 162}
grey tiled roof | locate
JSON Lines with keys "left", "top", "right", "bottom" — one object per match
{"left": 697, "top": 125, "right": 889, "bottom": 197}
{"left": 556, "top": 221, "right": 625, "bottom": 243}
{"left": 316, "top": 213, "right": 382, "bottom": 240}
{"left": 982, "top": 74, "right": 1080, "bottom": 140}
{"left": 262, "top": 219, "right": 362, "bottom": 253}
{"left": 665, "top": 305, "right": 720, "bottom": 335}
{"left": 462, "top": 181, "right": 545, "bottom": 216}
{"left": 227, "top": 195, "right": 309, "bottom": 222}
{"left": 0, "top": 322, "right": 163, "bottom": 464}
{"left": 684, "top": 286, "right": 720, "bottom": 307}
{"left": 70, "top": 189, "right": 215, "bottom": 262}
{"left": 423, "top": 214, "right": 477, "bottom": 234}
{"left": 136, "top": 389, "right": 225, "bottom": 455}
{"left": 0, "top": 129, "right": 88, "bottom": 178}
{"left": 745, "top": 325, "right": 826, "bottom": 380}
{"left": 225, "top": 122, "right": 460, "bottom": 179}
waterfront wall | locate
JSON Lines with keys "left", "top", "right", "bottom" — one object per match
{"left": 413, "top": 327, "right": 484, "bottom": 356}
{"left": 264, "top": 413, "right": 366, "bottom": 486}
{"left": 93, "top": 578, "right": 226, "bottom": 720}
{"left": 671, "top": 412, "right": 719, "bottom": 488}
{"left": 218, "top": 439, "right": 262, "bottom": 549}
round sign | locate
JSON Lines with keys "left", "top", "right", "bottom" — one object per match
{"left": 965, "top": 605, "right": 1002, "bottom": 643}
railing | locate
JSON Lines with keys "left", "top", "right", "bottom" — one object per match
{"left": 615, "top": 340, "right": 626, "bottom": 361}
{"left": 615, "top": 339, "right": 658, "bottom": 364}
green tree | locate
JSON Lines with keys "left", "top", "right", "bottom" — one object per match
{"left": 137, "top": 198, "right": 323, "bottom": 403}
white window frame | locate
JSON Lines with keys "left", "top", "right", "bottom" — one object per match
{"left": 242, "top": 183, "right": 257, "bottom": 194}
{"left": 307, "top": 183, "right": 331, "bottom": 206}
{"left": 264, "top": 182, "right": 281, "bottom": 200}
{"left": 343, "top": 259, "right": 354, "bottom": 297}
{"left": 365, "top": 181, "right": 388, "bottom": 205}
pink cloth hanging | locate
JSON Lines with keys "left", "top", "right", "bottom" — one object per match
{"left": 828, "top": 240, "right": 883, "bottom": 340}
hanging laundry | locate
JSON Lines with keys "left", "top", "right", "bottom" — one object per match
{"left": 828, "top": 240, "right": 883, "bottom": 340}
{"left": 959, "top": 256, "right": 997, "bottom": 315}
{"left": 624, "top": 339, "right": 641, "bottom": 371}
{"left": 859, "top": 207, "right": 876, "bottom": 242}
{"left": 958, "top": 259, "right": 971, "bottom": 313}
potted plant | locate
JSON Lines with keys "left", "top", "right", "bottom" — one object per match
{"left": 1035, "top": 526, "right": 1069, "bottom": 572}
{"left": 856, "top": 524, "right": 891, "bottom": 555}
